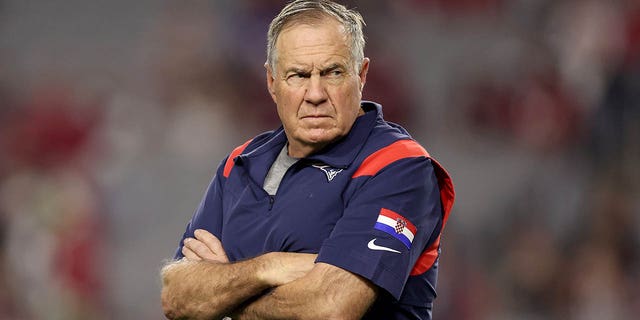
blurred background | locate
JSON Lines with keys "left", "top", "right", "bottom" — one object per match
{"left": 0, "top": 0, "right": 639, "bottom": 319}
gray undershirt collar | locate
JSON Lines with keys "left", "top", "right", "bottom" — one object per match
{"left": 263, "top": 144, "right": 299, "bottom": 195}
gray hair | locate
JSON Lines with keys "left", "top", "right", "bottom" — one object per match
{"left": 266, "top": 0, "right": 366, "bottom": 73}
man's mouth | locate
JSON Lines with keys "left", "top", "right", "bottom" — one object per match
{"left": 301, "top": 114, "right": 330, "bottom": 119}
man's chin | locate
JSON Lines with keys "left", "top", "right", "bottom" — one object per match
{"left": 289, "top": 128, "right": 348, "bottom": 156}
{"left": 301, "top": 130, "right": 340, "bottom": 145}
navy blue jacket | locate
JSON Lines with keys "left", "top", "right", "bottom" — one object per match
{"left": 174, "top": 101, "right": 455, "bottom": 319}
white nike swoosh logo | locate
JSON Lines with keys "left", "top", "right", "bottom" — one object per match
{"left": 367, "top": 238, "right": 401, "bottom": 254}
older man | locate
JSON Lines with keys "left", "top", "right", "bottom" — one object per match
{"left": 161, "top": 1, "right": 454, "bottom": 319}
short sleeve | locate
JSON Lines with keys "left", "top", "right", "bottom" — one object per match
{"left": 316, "top": 157, "right": 443, "bottom": 299}
{"left": 173, "top": 159, "right": 227, "bottom": 259}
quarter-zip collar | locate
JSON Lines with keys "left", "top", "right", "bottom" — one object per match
{"left": 235, "top": 101, "right": 382, "bottom": 185}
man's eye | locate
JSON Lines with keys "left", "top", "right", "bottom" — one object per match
{"left": 288, "top": 73, "right": 306, "bottom": 79}
{"left": 326, "top": 70, "right": 343, "bottom": 78}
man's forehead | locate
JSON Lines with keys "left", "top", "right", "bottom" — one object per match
{"left": 277, "top": 48, "right": 351, "bottom": 67}
{"left": 282, "top": 60, "right": 347, "bottom": 72}
{"left": 276, "top": 17, "right": 348, "bottom": 49}
{"left": 276, "top": 28, "right": 350, "bottom": 67}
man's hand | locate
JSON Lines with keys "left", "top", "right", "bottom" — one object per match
{"left": 161, "top": 259, "right": 218, "bottom": 320}
{"left": 161, "top": 229, "right": 317, "bottom": 319}
{"left": 163, "top": 229, "right": 373, "bottom": 319}
{"left": 181, "top": 229, "right": 316, "bottom": 286}
{"left": 182, "top": 229, "right": 229, "bottom": 263}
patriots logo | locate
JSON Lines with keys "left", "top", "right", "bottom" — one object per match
{"left": 312, "top": 164, "right": 343, "bottom": 182}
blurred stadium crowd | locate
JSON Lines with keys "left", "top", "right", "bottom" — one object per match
{"left": 0, "top": 0, "right": 638, "bottom": 319}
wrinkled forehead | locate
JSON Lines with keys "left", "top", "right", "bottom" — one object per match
{"left": 278, "top": 38, "right": 351, "bottom": 72}
{"left": 275, "top": 18, "right": 351, "bottom": 64}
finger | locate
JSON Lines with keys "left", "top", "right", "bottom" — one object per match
{"left": 194, "top": 229, "right": 229, "bottom": 263}
{"left": 181, "top": 242, "right": 202, "bottom": 261}
{"left": 183, "top": 237, "right": 217, "bottom": 261}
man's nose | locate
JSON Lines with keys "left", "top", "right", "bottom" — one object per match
{"left": 304, "top": 74, "right": 328, "bottom": 106}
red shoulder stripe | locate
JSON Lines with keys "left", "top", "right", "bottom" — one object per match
{"left": 352, "top": 140, "right": 429, "bottom": 178}
{"left": 353, "top": 139, "right": 455, "bottom": 275}
{"left": 410, "top": 236, "right": 441, "bottom": 276}
{"left": 431, "top": 158, "right": 455, "bottom": 228}
{"left": 222, "top": 139, "right": 252, "bottom": 178}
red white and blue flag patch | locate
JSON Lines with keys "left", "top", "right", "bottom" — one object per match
{"left": 374, "top": 208, "right": 417, "bottom": 249}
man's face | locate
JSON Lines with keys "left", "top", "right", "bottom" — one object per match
{"left": 266, "top": 17, "right": 369, "bottom": 158}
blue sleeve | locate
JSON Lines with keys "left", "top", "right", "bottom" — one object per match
{"left": 172, "top": 159, "right": 227, "bottom": 260}
{"left": 316, "top": 157, "right": 442, "bottom": 300}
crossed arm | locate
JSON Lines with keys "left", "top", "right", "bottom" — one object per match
{"left": 161, "top": 229, "right": 377, "bottom": 320}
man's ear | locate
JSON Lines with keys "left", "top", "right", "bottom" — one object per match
{"left": 358, "top": 57, "right": 370, "bottom": 92}
{"left": 265, "top": 62, "right": 277, "bottom": 103}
